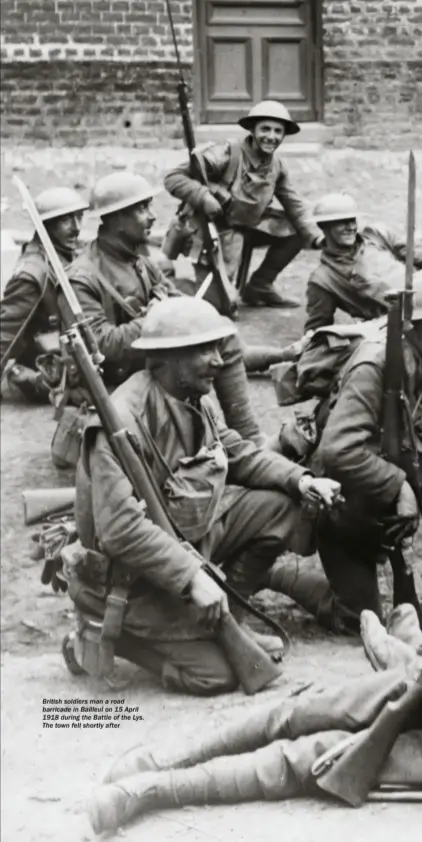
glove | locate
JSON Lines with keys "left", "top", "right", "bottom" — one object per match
{"left": 202, "top": 193, "right": 223, "bottom": 221}
{"left": 41, "top": 558, "right": 68, "bottom": 593}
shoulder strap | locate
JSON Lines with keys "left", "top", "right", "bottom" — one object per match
{"left": 220, "top": 140, "right": 243, "bottom": 189}
{"left": 93, "top": 268, "right": 139, "bottom": 320}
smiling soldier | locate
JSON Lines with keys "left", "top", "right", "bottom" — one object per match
{"left": 305, "top": 192, "right": 422, "bottom": 332}
{"left": 163, "top": 100, "right": 323, "bottom": 308}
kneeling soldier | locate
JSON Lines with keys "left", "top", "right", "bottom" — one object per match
{"left": 67, "top": 297, "right": 339, "bottom": 696}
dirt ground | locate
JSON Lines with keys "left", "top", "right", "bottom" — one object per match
{"left": 1, "top": 145, "right": 421, "bottom": 842}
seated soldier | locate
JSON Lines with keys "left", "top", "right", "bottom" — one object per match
{"left": 269, "top": 282, "right": 422, "bottom": 632}
{"left": 89, "top": 606, "right": 422, "bottom": 835}
{"left": 61, "top": 171, "right": 290, "bottom": 443}
{"left": 67, "top": 296, "right": 340, "bottom": 696}
{"left": 0, "top": 187, "right": 88, "bottom": 402}
{"left": 163, "top": 100, "right": 323, "bottom": 308}
{"left": 305, "top": 192, "right": 422, "bottom": 332}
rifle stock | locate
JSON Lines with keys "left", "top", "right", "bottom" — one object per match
{"left": 15, "top": 175, "right": 280, "bottom": 696}
{"left": 22, "top": 487, "right": 76, "bottom": 525}
{"left": 314, "top": 673, "right": 422, "bottom": 806}
{"left": 217, "top": 613, "right": 282, "bottom": 695}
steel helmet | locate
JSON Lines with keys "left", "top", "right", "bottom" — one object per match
{"left": 313, "top": 193, "right": 358, "bottom": 224}
{"left": 131, "top": 296, "right": 237, "bottom": 350}
{"left": 90, "top": 172, "right": 160, "bottom": 217}
{"left": 35, "top": 187, "right": 89, "bottom": 222}
{"left": 238, "top": 100, "right": 300, "bottom": 135}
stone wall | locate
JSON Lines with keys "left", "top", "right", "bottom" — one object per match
{"left": 1, "top": 0, "right": 421, "bottom": 147}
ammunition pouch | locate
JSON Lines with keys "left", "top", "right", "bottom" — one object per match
{"left": 64, "top": 541, "right": 132, "bottom": 679}
{"left": 51, "top": 403, "right": 93, "bottom": 470}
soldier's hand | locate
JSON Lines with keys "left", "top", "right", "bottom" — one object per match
{"left": 397, "top": 481, "right": 419, "bottom": 519}
{"left": 189, "top": 568, "right": 229, "bottom": 631}
{"left": 298, "top": 475, "right": 342, "bottom": 508}
{"left": 202, "top": 193, "right": 223, "bottom": 221}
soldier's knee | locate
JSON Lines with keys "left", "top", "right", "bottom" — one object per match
{"left": 161, "top": 651, "right": 238, "bottom": 696}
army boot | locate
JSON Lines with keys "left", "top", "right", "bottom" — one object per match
{"left": 90, "top": 730, "right": 349, "bottom": 834}
{"left": 103, "top": 671, "right": 406, "bottom": 784}
{"left": 361, "top": 610, "right": 422, "bottom": 677}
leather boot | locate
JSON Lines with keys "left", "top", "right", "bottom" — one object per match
{"left": 268, "top": 558, "right": 360, "bottom": 634}
{"left": 360, "top": 610, "right": 421, "bottom": 676}
{"left": 103, "top": 671, "right": 406, "bottom": 784}
{"left": 243, "top": 235, "right": 302, "bottom": 308}
{"left": 90, "top": 730, "right": 349, "bottom": 834}
{"left": 386, "top": 604, "right": 422, "bottom": 653}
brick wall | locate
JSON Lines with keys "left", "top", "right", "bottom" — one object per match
{"left": 322, "top": 0, "right": 422, "bottom": 147}
{"left": 1, "top": 0, "right": 421, "bottom": 147}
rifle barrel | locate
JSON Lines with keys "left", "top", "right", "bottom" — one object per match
{"left": 404, "top": 150, "right": 416, "bottom": 323}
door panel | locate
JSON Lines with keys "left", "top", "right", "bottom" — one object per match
{"left": 196, "top": 0, "right": 321, "bottom": 123}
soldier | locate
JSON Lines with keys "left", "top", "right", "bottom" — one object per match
{"left": 305, "top": 192, "right": 422, "bottom": 332}
{"left": 62, "top": 171, "right": 288, "bottom": 442}
{"left": 67, "top": 296, "right": 340, "bottom": 696}
{"left": 269, "top": 281, "right": 422, "bottom": 633}
{"left": 163, "top": 100, "right": 323, "bottom": 308}
{"left": 88, "top": 611, "right": 422, "bottom": 834}
{"left": 0, "top": 187, "right": 88, "bottom": 402}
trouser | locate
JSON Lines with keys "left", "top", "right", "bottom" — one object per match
{"left": 90, "top": 672, "right": 422, "bottom": 833}
{"left": 195, "top": 228, "right": 302, "bottom": 298}
{"left": 268, "top": 515, "right": 383, "bottom": 635}
{"left": 115, "top": 488, "right": 299, "bottom": 695}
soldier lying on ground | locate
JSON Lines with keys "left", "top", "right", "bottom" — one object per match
{"left": 66, "top": 296, "right": 340, "bottom": 696}
{"left": 163, "top": 100, "right": 323, "bottom": 309}
{"left": 88, "top": 604, "right": 422, "bottom": 835}
{"left": 0, "top": 187, "right": 88, "bottom": 402}
{"left": 269, "top": 283, "right": 422, "bottom": 633}
{"left": 60, "top": 171, "right": 292, "bottom": 443}
{"left": 305, "top": 192, "right": 422, "bottom": 332}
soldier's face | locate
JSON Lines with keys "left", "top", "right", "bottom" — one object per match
{"left": 47, "top": 211, "right": 84, "bottom": 252}
{"left": 251, "top": 120, "right": 286, "bottom": 156}
{"left": 117, "top": 199, "right": 156, "bottom": 245}
{"left": 324, "top": 218, "right": 358, "bottom": 249}
{"left": 171, "top": 342, "right": 224, "bottom": 398}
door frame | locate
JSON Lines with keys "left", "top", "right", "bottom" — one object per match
{"left": 192, "top": 0, "right": 324, "bottom": 124}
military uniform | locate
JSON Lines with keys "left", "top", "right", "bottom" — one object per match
{"left": 164, "top": 135, "right": 320, "bottom": 296}
{"left": 71, "top": 364, "right": 308, "bottom": 694}
{"left": 89, "top": 666, "right": 422, "bottom": 834}
{"left": 64, "top": 228, "right": 261, "bottom": 440}
{"left": 305, "top": 222, "right": 422, "bottom": 332}
{"left": 0, "top": 236, "right": 67, "bottom": 400}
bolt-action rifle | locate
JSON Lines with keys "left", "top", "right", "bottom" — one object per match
{"left": 164, "top": 0, "right": 238, "bottom": 318}
{"left": 313, "top": 670, "right": 422, "bottom": 806}
{"left": 14, "top": 175, "right": 283, "bottom": 696}
{"left": 381, "top": 152, "right": 421, "bottom": 621}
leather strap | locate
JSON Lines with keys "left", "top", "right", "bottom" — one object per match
{"left": 94, "top": 267, "right": 140, "bottom": 320}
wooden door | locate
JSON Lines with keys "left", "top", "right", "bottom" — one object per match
{"left": 194, "top": 0, "right": 322, "bottom": 124}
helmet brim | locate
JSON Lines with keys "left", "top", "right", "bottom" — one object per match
{"left": 238, "top": 116, "right": 300, "bottom": 135}
{"left": 315, "top": 213, "right": 358, "bottom": 224}
{"left": 131, "top": 320, "right": 237, "bottom": 350}
{"left": 39, "top": 201, "right": 89, "bottom": 222}
{"left": 90, "top": 185, "right": 162, "bottom": 217}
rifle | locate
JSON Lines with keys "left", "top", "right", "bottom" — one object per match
{"left": 313, "top": 671, "right": 422, "bottom": 806}
{"left": 381, "top": 152, "right": 421, "bottom": 621}
{"left": 164, "top": 0, "right": 238, "bottom": 318}
{"left": 14, "top": 175, "right": 282, "bottom": 696}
